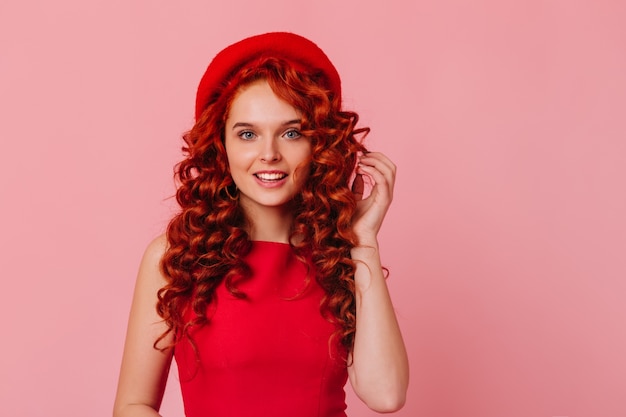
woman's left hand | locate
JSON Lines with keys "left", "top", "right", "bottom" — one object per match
{"left": 351, "top": 152, "right": 396, "bottom": 243}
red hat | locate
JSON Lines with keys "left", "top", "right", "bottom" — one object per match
{"left": 194, "top": 32, "right": 341, "bottom": 120}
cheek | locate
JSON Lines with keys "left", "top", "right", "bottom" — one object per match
{"left": 225, "top": 142, "right": 253, "bottom": 171}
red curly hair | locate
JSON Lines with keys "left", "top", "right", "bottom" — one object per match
{"left": 155, "top": 56, "right": 368, "bottom": 355}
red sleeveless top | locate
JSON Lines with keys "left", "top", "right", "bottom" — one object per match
{"left": 174, "top": 241, "right": 348, "bottom": 417}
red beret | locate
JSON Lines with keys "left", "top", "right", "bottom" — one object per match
{"left": 194, "top": 32, "right": 341, "bottom": 120}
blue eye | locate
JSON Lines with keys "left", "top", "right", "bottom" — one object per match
{"left": 284, "top": 129, "right": 302, "bottom": 140}
{"left": 238, "top": 131, "right": 256, "bottom": 140}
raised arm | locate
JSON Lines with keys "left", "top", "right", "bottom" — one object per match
{"left": 113, "top": 235, "right": 173, "bottom": 417}
{"left": 348, "top": 152, "right": 409, "bottom": 412}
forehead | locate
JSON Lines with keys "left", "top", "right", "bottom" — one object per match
{"left": 226, "top": 80, "right": 301, "bottom": 126}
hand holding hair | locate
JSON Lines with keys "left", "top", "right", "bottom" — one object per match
{"left": 351, "top": 152, "right": 397, "bottom": 242}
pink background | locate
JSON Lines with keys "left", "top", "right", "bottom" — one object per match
{"left": 1, "top": 1, "right": 625, "bottom": 416}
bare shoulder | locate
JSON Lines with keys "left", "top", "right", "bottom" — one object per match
{"left": 137, "top": 234, "right": 168, "bottom": 286}
{"left": 143, "top": 233, "right": 168, "bottom": 264}
{"left": 125, "top": 235, "right": 171, "bottom": 342}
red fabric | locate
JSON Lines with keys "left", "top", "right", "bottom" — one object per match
{"left": 174, "top": 241, "right": 348, "bottom": 417}
{"left": 195, "top": 32, "right": 342, "bottom": 120}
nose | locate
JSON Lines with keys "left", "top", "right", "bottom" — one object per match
{"left": 260, "top": 137, "right": 281, "bottom": 163}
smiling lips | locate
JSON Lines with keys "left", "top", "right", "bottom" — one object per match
{"left": 254, "top": 171, "right": 288, "bottom": 182}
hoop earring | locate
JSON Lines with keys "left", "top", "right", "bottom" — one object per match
{"left": 225, "top": 184, "right": 239, "bottom": 201}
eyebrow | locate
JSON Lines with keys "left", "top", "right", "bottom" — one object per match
{"left": 231, "top": 119, "right": 302, "bottom": 130}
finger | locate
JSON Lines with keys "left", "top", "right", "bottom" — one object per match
{"left": 356, "top": 163, "right": 393, "bottom": 201}
{"left": 358, "top": 156, "right": 396, "bottom": 193}
{"left": 358, "top": 152, "right": 396, "bottom": 180}
{"left": 352, "top": 173, "right": 364, "bottom": 200}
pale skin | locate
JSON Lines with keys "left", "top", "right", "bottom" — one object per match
{"left": 113, "top": 80, "right": 408, "bottom": 416}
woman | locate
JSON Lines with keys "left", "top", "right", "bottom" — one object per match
{"left": 114, "top": 32, "right": 408, "bottom": 417}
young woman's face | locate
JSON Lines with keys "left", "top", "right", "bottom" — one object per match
{"left": 224, "top": 80, "right": 312, "bottom": 214}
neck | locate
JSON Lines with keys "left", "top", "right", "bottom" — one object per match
{"left": 241, "top": 203, "right": 294, "bottom": 244}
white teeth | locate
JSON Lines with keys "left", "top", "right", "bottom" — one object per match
{"left": 256, "top": 172, "right": 286, "bottom": 181}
